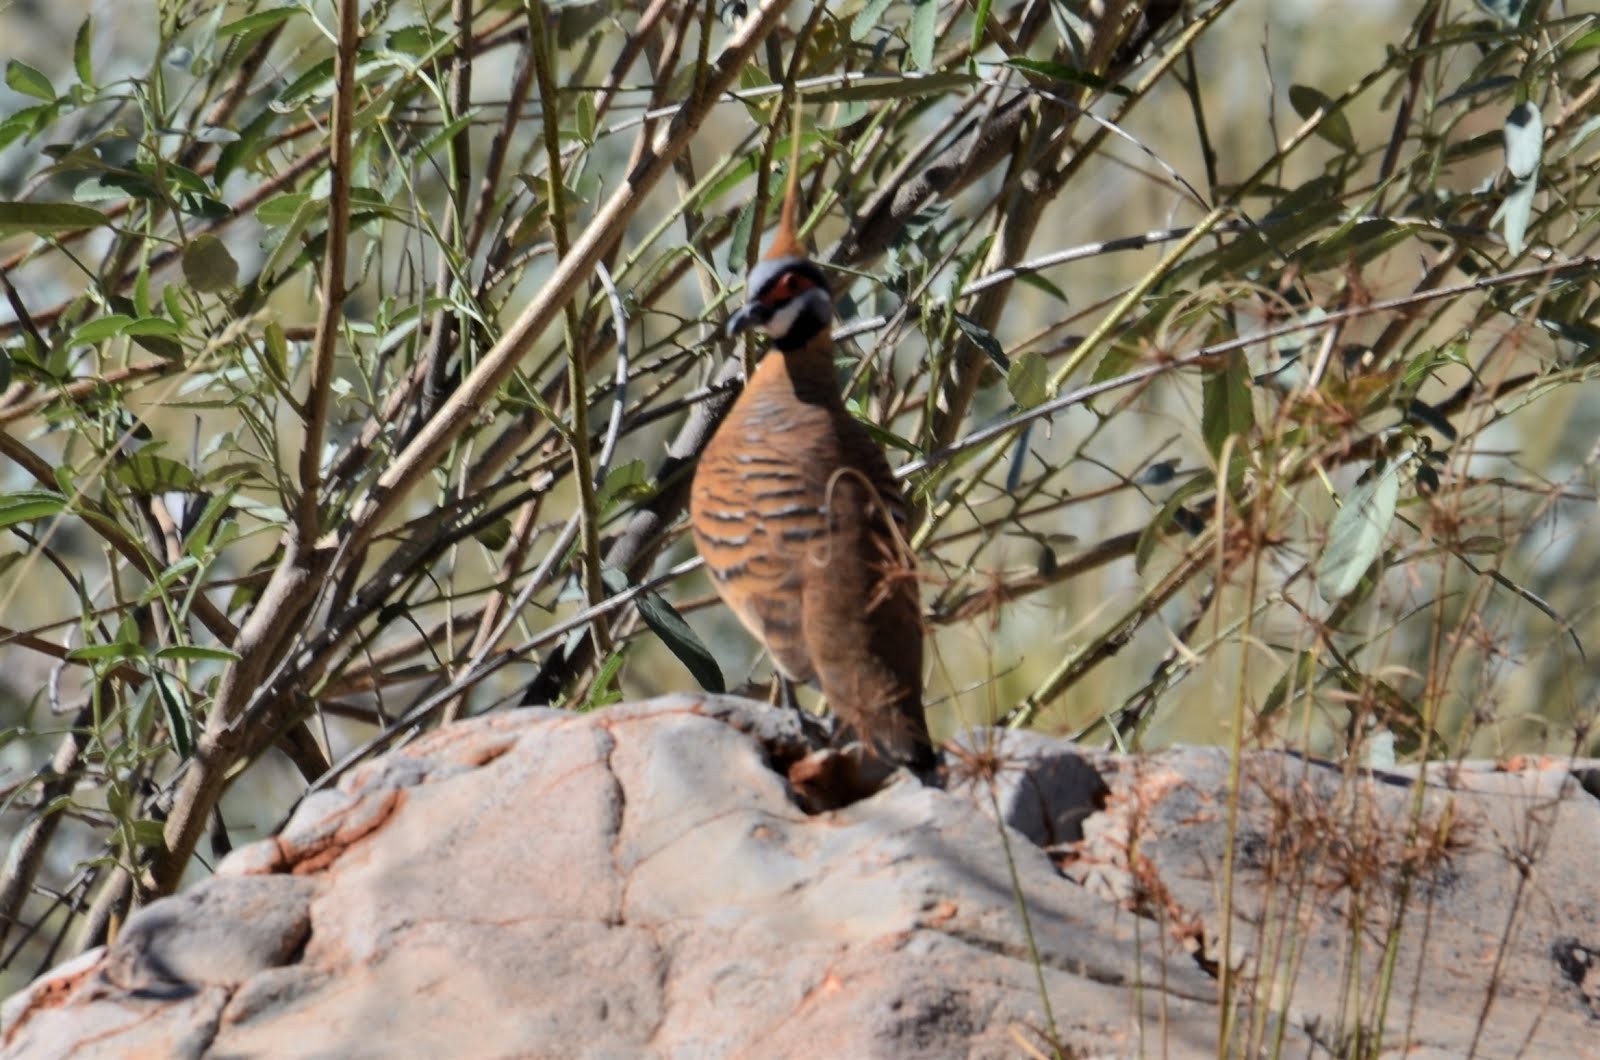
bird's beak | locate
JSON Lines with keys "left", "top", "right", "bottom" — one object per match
{"left": 726, "top": 301, "right": 770, "bottom": 337}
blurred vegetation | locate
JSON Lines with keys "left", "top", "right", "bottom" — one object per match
{"left": 0, "top": 0, "right": 1596, "bottom": 1020}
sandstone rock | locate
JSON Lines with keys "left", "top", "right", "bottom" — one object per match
{"left": 3, "top": 696, "right": 1596, "bottom": 1058}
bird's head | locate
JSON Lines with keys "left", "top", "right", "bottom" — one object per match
{"left": 725, "top": 253, "right": 833, "bottom": 352}
{"left": 725, "top": 144, "right": 833, "bottom": 353}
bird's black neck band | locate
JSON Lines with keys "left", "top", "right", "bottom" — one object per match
{"left": 775, "top": 312, "right": 828, "bottom": 354}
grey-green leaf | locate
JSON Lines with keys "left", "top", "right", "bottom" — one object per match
{"left": 954, "top": 313, "right": 1007, "bottom": 372}
{"left": 851, "top": 0, "right": 894, "bottom": 40}
{"left": 182, "top": 234, "right": 239, "bottom": 292}
{"left": 1288, "top": 84, "right": 1355, "bottom": 153}
{"left": 70, "top": 314, "right": 134, "bottom": 345}
{"left": 219, "top": 8, "right": 298, "bottom": 39}
{"left": 1007, "top": 351, "right": 1047, "bottom": 409}
{"left": 1200, "top": 354, "right": 1253, "bottom": 459}
{"left": 0, "top": 201, "right": 108, "bottom": 235}
{"left": 1318, "top": 459, "right": 1405, "bottom": 602}
{"left": 155, "top": 645, "right": 242, "bottom": 663}
{"left": 595, "top": 459, "right": 652, "bottom": 513}
{"left": 909, "top": 0, "right": 937, "bottom": 71}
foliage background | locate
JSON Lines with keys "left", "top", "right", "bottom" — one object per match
{"left": 0, "top": 0, "right": 1596, "bottom": 1018}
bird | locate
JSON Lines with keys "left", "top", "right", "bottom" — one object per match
{"left": 689, "top": 159, "right": 936, "bottom": 777}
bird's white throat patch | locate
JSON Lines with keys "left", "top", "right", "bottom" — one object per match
{"left": 761, "top": 286, "right": 831, "bottom": 341}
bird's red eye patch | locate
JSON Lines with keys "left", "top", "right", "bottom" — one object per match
{"left": 761, "top": 271, "right": 814, "bottom": 305}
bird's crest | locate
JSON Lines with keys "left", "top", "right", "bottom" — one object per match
{"left": 724, "top": 108, "right": 833, "bottom": 347}
{"left": 764, "top": 108, "right": 806, "bottom": 261}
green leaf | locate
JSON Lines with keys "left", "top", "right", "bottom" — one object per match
{"left": 277, "top": 56, "right": 335, "bottom": 106}
{"left": 556, "top": 0, "right": 611, "bottom": 48}
{"left": 256, "top": 192, "right": 309, "bottom": 227}
{"left": 5, "top": 61, "right": 55, "bottom": 102}
{"left": 1262, "top": 176, "right": 1346, "bottom": 248}
{"left": 1196, "top": 230, "right": 1273, "bottom": 284}
{"left": 262, "top": 320, "right": 290, "bottom": 381}
{"left": 258, "top": 196, "right": 318, "bottom": 281}
{"left": 851, "top": 0, "right": 894, "bottom": 41}
{"left": 969, "top": 0, "right": 993, "bottom": 51}
{"left": 0, "top": 201, "right": 108, "bottom": 235}
{"left": 348, "top": 186, "right": 391, "bottom": 213}
{"left": 1317, "top": 458, "right": 1406, "bottom": 602}
{"left": 217, "top": 107, "right": 281, "bottom": 184}
{"left": 581, "top": 647, "right": 629, "bottom": 711}
{"left": 114, "top": 452, "right": 199, "bottom": 493}
{"left": 953, "top": 313, "right": 1007, "bottom": 372}
{"left": 727, "top": 199, "right": 755, "bottom": 272}
{"left": 637, "top": 589, "right": 725, "bottom": 693}
{"left": 473, "top": 517, "right": 512, "bottom": 551}
{"left": 182, "top": 234, "right": 239, "bottom": 292}
{"left": 810, "top": 71, "right": 975, "bottom": 104}
{"left": 909, "top": 0, "right": 937, "bottom": 70}
{"left": 123, "top": 317, "right": 181, "bottom": 338}
{"left": 67, "top": 642, "right": 146, "bottom": 663}
{"left": 1288, "top": 84, "right": 1356, "bottom": 153}
{"left": 73, "top": 18, "right": 94, "bottom": 85}
{"left": 1570, "top": 27, "right": 1600, "bottom": 54}
{"left": 0, "top": 106, "right": 49, "bottom": 153}
{"left": 1007, "top": 351, "right": 1047, "bottom": 409}
{"left": 151, "top": 161, "right": 212, "bottom": 197}
{"left": 183, "top": 491, "right": 236, "bottom": 557}
{"left": 150, "top": 672, "right": 193, "bottom": 759}
{"left": 1004, "top": 57, "right": 1122, "bottom": 95}
{"left": 1259, "top": 650, "right": 1318, "bottom": 718}
{"left": 162, "top": 284, "right": 190, "bottom": 328}
{"left": 0, "top": 489, "right": 66, "bottom": 529}
{"left": 854, "top": 416, "right": 921, "bottom": 458}
{"left": 75, "top": 172, "right": 157, "bottom": 203}
{"left": 386, "top": 24, "right": 447, "bottom": 56}
{"left": 130, "top": 819, "right": 167, "bottom": 849}
{"left": 597, "top": 566, "right": 723, "bottom": 693}
{"left": 575, "top": 93, "right": 596, "bottom": 145}
{"left": 1456, "top": 536, "right": 1504, "bottom": 555}
{"left": 149, "top": 555, "right": 201, "bottom": 593}
{"left": 218, "top": 7, "right": 298, "bottom": 38}
{"left": 1294, "top": 219, "right": 1413, "bottom": 272}
{"left": 155, "top": 645, "right": 242, "bottom": 663}
{"left": 595, "top": 459, "right": 653, "bottom": 513}
{"left": 70, "top": 314, "right": 135, "bottom": 344}
{"left": 1017, "top": 271, "right": 1069, "bottom": 304}
{"left": 1200, "top": 353, "right": 1253, "bottom": 460}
